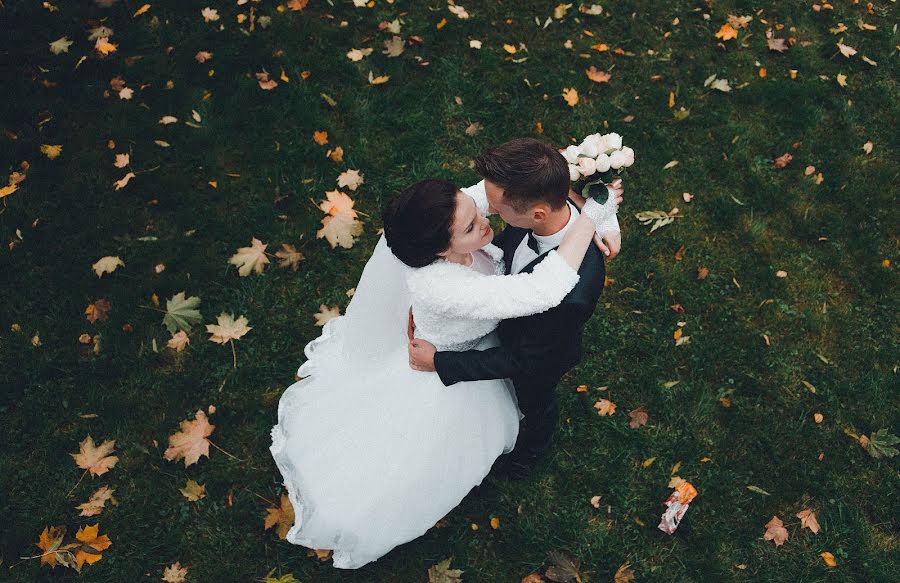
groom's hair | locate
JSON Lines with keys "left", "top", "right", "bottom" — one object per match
{"left": 474, "top": 138, "right": 569, "bottom": 212}
{"left": 383, "top": 179, "right": 458, "bottom": 268}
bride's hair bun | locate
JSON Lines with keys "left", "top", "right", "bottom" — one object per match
{"left": 383, "top": 179, "right": 459, "bottom": 268}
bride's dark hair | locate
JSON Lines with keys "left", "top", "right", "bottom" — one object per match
{"left": 383, "top": 179, "right": 458, "bottom": 268}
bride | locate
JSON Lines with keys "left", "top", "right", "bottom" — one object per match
{"left": 269, "top": 178, "right": 620, "bottom": 569}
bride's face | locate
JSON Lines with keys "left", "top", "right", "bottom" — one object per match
{"left": 441, "top": 191, "right": 493, "bottom": 256}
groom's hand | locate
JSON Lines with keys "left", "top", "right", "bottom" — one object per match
{"left": 408, "top": 338, "right": 437, "bottom": 372}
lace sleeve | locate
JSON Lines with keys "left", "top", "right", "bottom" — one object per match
{"left": 409, "top": 251, "right": 580, "bottom": 321}
{"left": 460, "top": 180, "right": 491, "bottom": 217}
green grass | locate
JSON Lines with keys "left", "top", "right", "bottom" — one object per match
{"left": 1, "top": 1, "right": 898, "bottom": 581}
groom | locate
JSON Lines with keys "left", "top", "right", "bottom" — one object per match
{"left": 408, "top": 138, "right": 622, "bottom": 477}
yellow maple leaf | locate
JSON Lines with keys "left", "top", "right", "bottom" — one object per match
{"left": 0, "top": 184, "right": 18, "bottom": 198}
{"left": 41, "top": 144, "right": 62, "bottom": 159}
{"left": 76, "top": 486, "right": 116, "bottom": 517}
{"left": 314, "top": 304, "right": 341, "bottom": 326}
{"left": 206, "top": 313, "right": 252, "bottom": 344}
{"left": 228, "top": 237, "right": 270, "bottom": 276}
{"left": 49, "top": 37, "right": 73, "bottom": 55}
{"left": 92, "top": 255, "right": 124, "bottom": 277}
{"left": 562, "top": 87, "right": 579, "bottom": 107}
{"left": 167, "top": 330, "right": 190, "bottom": 352}
{"left": 163, "top": 562, "right": 189, "bottom": 583}
{"left": 74, "top": 524, "right": 112, "bottom": 569}
{"left": 94, "top": 37, "right": 117, "bottom": 55}
{"left": 715, "top": 23, "right": 738, "bottom": 41}
{"left": 163, "top": 410, "right": 215, "bottom": 467}
{"left": 264, "top": 494, "right": 295, "bottom": 539}
{"left": 71, "top": 435, "right": 119, "bottom": 477}
{"left": 336, "top": 169, "right": 364, "bottom": 191}
{"left": 37, "top": 526, "right": 66, "bottom": 567}
{"left": 179, "top": 479, "right": 206, "bottom": 501}
{"left": 820, "top": 552, "right": 837, "bottom": 568}
{"left": 318, "top": 213, "right": 363, "bottom": 248}
{"left": 585, "top": 66, "right": 611, "bottom": 84}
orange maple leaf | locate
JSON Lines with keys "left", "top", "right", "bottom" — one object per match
{"left": 74, "top": 523, "right": 112, "bottom": 569}
{"left": 586, "top": 66, "right": 611, "bottom": 84}
{"left": 37, "top": 526, "right": 66, "bottom": 567}
{"left": 163, "top": 410, "right": 215, "bottom": 467}
{"left": 796, "top": 508, "right": 821, "bottom": 534}
{"left": 714, "top": 23, "right": 738, "bottom": 41}
{"left": 264, "top": 493, "right": 295, "bottom": 539}
{"left": 71, "top": 436, "right": 119, "bottom": 477}
{"left": 763, "top": 516, "right": 789, "bottom": 546}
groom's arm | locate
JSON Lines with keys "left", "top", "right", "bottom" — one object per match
{"left": 432, "top": 302, "right": 592, "bottom": 385}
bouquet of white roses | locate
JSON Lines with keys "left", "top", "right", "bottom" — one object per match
{"left": 561, "top": 131, "right": 635, "bottom": 199}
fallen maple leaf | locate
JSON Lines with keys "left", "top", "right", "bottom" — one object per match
{"left": 562, "top": 87, "right": 579, "bottom": 107}
{"left": 763, "top": 516, "right": 789, "bottom": 546}
{"left": 862, "top": 141, "right": 873, "bottom": 154}
{"left": 41, "top": 144, "right": 63, "bottom": 159}
{"left": 796, "top": 508, "right": 820, "bottom": 534}
{"left": 368, "top": 71, "right": 390, "bottom": 85}
{"left": 49, "top": 37, "right": 74, "bottom": 55}
{"left": 256, "top": 70, "right": 278, "bottom": 90}
{"left": 327, "top": 146, "right": 344, "bottom": 162}
{"left": 180, "top": 479, "right": 206, "bottom": 501}
{"left": 73, "top": 524, "right": 112, "bottom": 569}
{"left": 465, "top": 121, "right": 484, "bottom": 136}
{"left": 207, "top": 312, "right": 251, "bottom": 346}
{"left": 714, "top": 23, "right": 738, "bottom": 41}
{"left": 545, "top": 550, "right": 582, "bottom": 582}
{"left": 594, "top": 398, "right": 616, "bottom": 416}
{"left": 836, "top": 73, "right": 847, "bottom": 87}
{"left": 113, "top": 153, "right": 129, "bottom": 168}
{"left": 167, "top": 330, "right": 190, "bottom": 352}
{"left": 314, "top": 304, "right": 341, "bottom": 326}
{"left": 195, "top": 50, "right": 213, "bottom": 63}
{"left": 37, "top": 526, "right": 66, "bottom": 567}
{"left": 71, "top": 436, "right": 119, "bottom": 477}
{"left": 92, "top": 256, "right": 124, "bottom": 277}
{"left": 837, "top": 42, "right": 857, "bottom": 58}
{"left": 264, "top": 493, "right": 295, "bottom": 540}
{"left": 163, "top": 562, "right": 189, "bottom": 583}
{"left": 428, "top": 558, "right": 463, "bottom": 583}
{"left": 94, "top": 37, "right": 117, "bottom": 55}
{"left": 628, "top": 407, "right": 648, "bottom": 428}
{"left": 313, "top": 130, "right": 328, "bottom": 145}
{"left": 201, "top": 7, "right": 219, "bottom": 22}
{"left": 383, "top": 36, "right": 405, "bottom": 57}
{"left": 133, "top": 4, "right": 151, "bottom": 17}
{"left": 773, "top": 152, "right": 793, "bottom": 169}
{"left": 614, "top": 562, "right": 635, "bottom": 583}
{"left": 164, "top": 410, "right": 215, "bottom": 466}
{"left": 766, "top": 30, "right": 788, "bottom": 52}
{"left": 448, "top": 4, "right": 469, "bottom": 19}
{"left": 820, "top": 551, "right": 837, "bottom": 568}
{"left": 85, "top": 298, "right": 111, "bottom": 323}
{"left": 337, "top": 169, "right": 364, "bottom": 191}
{"left": 163, "top": 292, "right": 202, "bottom": 334}
{"left": 287, "top": 0, "right": 308, "bottom": 10}
{"left": 275, "top": 243, "right": 304, "bottom": 271}
{"left": 113, "top": 172, "right": 136, "bottom": 190}
{"left": 76, "top": 486, "right": 116, "bottom": 517}
{"left": 229, "top": 237, "right": 270, "bottom": 276}
{"left": 585, "top": 66, "right": 611, "bottom": 83}
{"left": 346, "top": 47, "right": 374, "bottom": 61}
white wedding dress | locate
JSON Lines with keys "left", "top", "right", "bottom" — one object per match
{"left": 269, "top": 186, "right": 583, "bottom": 569}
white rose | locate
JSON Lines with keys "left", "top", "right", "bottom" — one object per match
{"left": 562, "top": 145, "right": 581, "bottom": 165}
{"left": 605, "top": 132, "right": 623, "bottom": 152}
{"left": 621, "top": 146, "right": 635, "bottom": 168}
{"left": 579, "top": 133, "right": 602, "bottom": 158}
{"left": 609, "top": 149, "right": 627, "bottom": 170}
{"left": 568, "top": 163, "right": 581, "bottom": 181}
{"left": 595, "top": 153, "right": 611, "bottom": 172}
{"left": 576, "top": 156, "right": 597, "bottom": 177}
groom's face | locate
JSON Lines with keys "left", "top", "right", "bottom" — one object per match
{"left": 484, "top": 180, "right": 541, "bottom": 229}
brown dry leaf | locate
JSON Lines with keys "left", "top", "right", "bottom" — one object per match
{"left": 162, "top": 561, "right": 189, "bottom": 583}
{"left": 206, "top": 313, "right": 251, "bottom": 344}
{"left": 773, "top": 152, "right": 793, "bottom": 169}
{"left": 72, "top": 436, "right": 119, "bottom": 477}
{"left": 614, "top": 562, "right": 636, "bottom": 583}
{"left": 287, "top": 0, "right": 308, "bottom": 11}
{"left": 337, "top": 169, "right": 364, "bottom": 191}
{"left": 313, "top": 131, "right": 328, "bottom": 145}
{"left": 195, "top": 50, "right": 213, "bottom": 63}
{"left": 585, "top": 66, "right": 611, "bottom": 83}
{"left": 113, "top": 153, "right": 129, "bottom": 168}
{"left": 714, "top": 23, "right": 738, "bottom": 41}
{"left": 85, "top": 298, "right": 111, "bottom": 323}
{"left": 275, "top": 243, "right": 304, "bottom": 271}
{"left": 796, "top": 508, "right": 821, "bottom": 534}
{"left": 264, "top": 494, "right": 295, "bottom": 539}
{"left": 727, "top": 15, "right": 752, "bottom": 29}
{"left": 562, "top": 87, "right": 579, "bottom": 107}
{"left": 836, "top": 73, "right": 847, "bottom": 87}
{"left": 545, "top": 550, "right": 582, "bottom": 582}
{"left": 465, "top": 121, "right": 484, "bottom": 136}
{"left": 167, "top": 330, "right": 190, "bottom": 352}
{"left": 428, "top": 558, "right": 463, "bottom": 583}
{"left": 37, "top": 526, "right": 66, "bottom": 567}
{"left": 594, "top": 398, "right": 616, "bottom": 416}
{"left": 314, "top": 304, "right": 341, "bottom": 326}
{"left": 368, "top": 71, "right": 390, "bottom": 85}
{"left": 521, "top": 575, "right": 544, "bottom": 583}
{"left": 94, "top": 37, "right": 117, "bottom": 55}
{"left": 76, "top": 486, "right": 116, "bottom": 517}
{"left": 327, "top": 146, "right": 344, "bottom": 162}
{"left": 163, "top": 410, "right": 215, "bottom": 467}
{"left": 74, "top": 523, "right": 112, "bottom": 569}
{"left": 674, "top": 245, "right": 686, "bottom": 261}
{"left": 229, "top": 237, "right": 270, "bottom": 276}
{"left": 256, "top": 70, "right": 278, "bottom": 90}
{"left": 628, "top": 408, "right": 648, "bottom": 429}
{"left": 113, "top": 172, "right": 136, "bottom": 190}
{"left": 862, "top": 141, "right": 873, "bottom": 154}
{"left": 763, "top": 516, "right": 789, "bottom": 546}
{"left": 180, "top": 479, "right": 206, "bottom": 501}
{"left": 383, "top": 36, "right": 405, "bottom": 57}
{"left": 41, "top": 144, "right": 63, "bottom": 159}
{"left": 697, "top": 266, "right": 710, "bottom": 280}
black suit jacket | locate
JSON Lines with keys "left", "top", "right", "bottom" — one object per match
{"left": 433, "top": 214, "right": 606, "bottom": 392}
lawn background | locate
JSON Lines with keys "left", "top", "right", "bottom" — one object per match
{"left": 0, "top": 0, "right": 897, "bottom": 581}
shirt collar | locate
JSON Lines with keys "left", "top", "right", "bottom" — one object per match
{"left": 532, "top": 201, "right": 578, "bottom": 252}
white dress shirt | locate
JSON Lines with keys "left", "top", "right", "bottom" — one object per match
{"left": 510, "top": 201, "right": 578, "bottom": 274}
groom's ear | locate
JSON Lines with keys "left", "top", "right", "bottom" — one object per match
{"left": 530, "top": 203, "right": 551, "bottom": 222}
